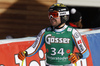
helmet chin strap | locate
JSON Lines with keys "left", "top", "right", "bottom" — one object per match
{"left": 55, "top": 23, "right": 66, "bottom": 29}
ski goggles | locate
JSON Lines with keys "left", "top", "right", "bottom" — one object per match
{"left": 48, "top": 11, "right": 69, "bottom": 18}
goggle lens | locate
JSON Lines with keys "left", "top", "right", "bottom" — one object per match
{"left": 49, "top": 12, "right": 58, "bottom": 18}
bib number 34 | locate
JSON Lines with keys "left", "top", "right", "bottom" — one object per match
{"left": 51, "top": 48, "right": 64, "bottom": 56}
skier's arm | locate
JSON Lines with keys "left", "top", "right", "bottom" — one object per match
{"left": 72, "top": 29, "right": 89, "bottom": 59}
{"left": 18, "top": 29, "right": 45, "bottom": 60}
{"left": 25, "top": 29, "right": 45, "bottom": 57}
{"left": 68, "top": 29, "right": 89, "bottom": 63}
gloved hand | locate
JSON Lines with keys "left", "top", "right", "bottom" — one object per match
{"left": 18, "top": 51, "right": 27, "bottom": 60}
{"left": 68, "top": 53, "right": 83, "bottom": 63}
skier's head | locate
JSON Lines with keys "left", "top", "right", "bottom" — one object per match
{"left": 48, "top": 3, "right": 69, "bottom": 28}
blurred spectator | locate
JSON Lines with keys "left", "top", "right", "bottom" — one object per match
{"left": 69, "top": 8, "right": 83, "bottom": 28}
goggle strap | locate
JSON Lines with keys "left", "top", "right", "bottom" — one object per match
{"left": 58, "top": 11, "right": 69, "bottom": 16}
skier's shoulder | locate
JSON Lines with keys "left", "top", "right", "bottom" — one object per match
{"left": 66, "top": 25, "right": 74, "bottom": 32}
{"left": 45, "top": 26, "right": 53, "bottom": 31}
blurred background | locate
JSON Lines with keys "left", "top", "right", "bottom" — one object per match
{"left": 0, "top": 0, "right": 100, "bottom": 39}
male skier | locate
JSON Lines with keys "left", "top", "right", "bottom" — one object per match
{"left": 18, "top": 3, "right": 89, "bottom": 66}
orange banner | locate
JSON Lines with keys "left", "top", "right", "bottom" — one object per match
{"left": 0, "top": 40, "right": 46, "bottom": 66}
{"left": 0, "top": 36, "right": 93, "bottom": 66}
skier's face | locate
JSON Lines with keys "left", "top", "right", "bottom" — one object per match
{"left": 48, "top": 11, "right": 61, "bottom": 27}
{"left": 49, "top": 16, "right": 61, "bottom": 27}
